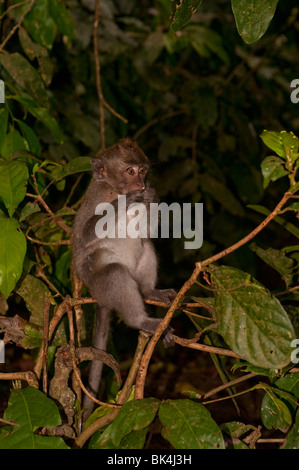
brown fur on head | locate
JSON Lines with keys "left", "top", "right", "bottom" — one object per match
{"left": 92, "top": 138, "right": 150, "bottom": 193}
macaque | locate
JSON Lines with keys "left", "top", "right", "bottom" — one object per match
{"left": 72, "top": 138, "right": 176, "bottom": 418}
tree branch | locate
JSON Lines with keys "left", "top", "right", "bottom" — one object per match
{"left": 135, "top": 190, "right": 293, "bottom": 399}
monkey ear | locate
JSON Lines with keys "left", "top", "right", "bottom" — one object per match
{"left": 92, "top": 158, "right": 107, "bottom": 180}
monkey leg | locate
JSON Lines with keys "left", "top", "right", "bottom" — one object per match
{"left": 92, "top": 263, "right": 174, "bottom": 348}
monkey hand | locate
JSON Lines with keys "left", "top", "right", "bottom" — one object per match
{"left": 142, "top": 187, "right": 159, "bottom": 204}
{"left": 161, "top": 325, "right": 175, "bottom": 348}
{"left": 145, "top": 288, "right": 177, "bottom": 307}
{"left": 125, "top": 189, "right": 146, "bottom": 205}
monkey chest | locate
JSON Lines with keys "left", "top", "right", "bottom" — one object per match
{"left": 97, "top": 237, "right": 144, "bottom": 273}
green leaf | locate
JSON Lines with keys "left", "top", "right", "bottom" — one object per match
{"left": 0, "top": 108, "right": 8, "bottom": 147}
{"left": 231, "top": 0, "right": 279, "bottom": 44}
{"left": 220, "top": 422, "right": 254, "bottom": 449}
{"left": 0, "top": 53, "right": 48, "bottom": 108}
{"left": 198, "top": 173, "right": 245, "bottom": 216}
{"left": 261, "top": 389, "right": 293, "bottom": 432}
{"left": 54, "top": 249, "right": 71, "bottom": 285}
{"left": 17, "top": 274, "right": 55, "bottom": 327}
{"left": 187, "top": 25, "right": 230, "bottom": 64}
{"left": 211, "top": 266, "right": 296, "bottom": 369}
{"left": 18, "top": 27, "right": 42, "bottom": 61}
{"left": 171, "top": 0, "right": 202, "bottom": 32}
{"left": 17, "top": 120, "right": 41, "bottom": 157}
{"left": 285, "top": 409, "right": 299, "bottom": 449}
{"left": 260, "top": 130, "right": 299, "bottom": 162}
{"left": 24, "top": 0, "right": 57, "bottom": 50}
{"left": 0, "top": 216, "right": 26, "bottom": 298}
{"left": 49, "top": 0, "right": 75, "bottom": 38}
{"left": 260, "top": 156, "right": 288, "bottom": 189}
{"left": 55, "top": 157, "right": 92, "bottom": 180}
{"left": 0, "top": 161, "right": 29, "bottom": 216}
{"left": 0, "top": 130, "right": 27, "bottom": 160}
{"left": 232, "top": 361, "right": 279, "bottom": 379}
{"left": 192, "top": 88, "right": 218, "bottom": 128}
{"left": 273, "top": 372, "right": 299, "bottom": 412}
{"left": 247, "top": 204, "right": 299, "bottom": 239}
{"left": 13, "top": 95, "right": 64, "bottom": 143}
{"left": 0, "top": 387, "right": 69, "bottom": 449}
{"left": 285, "top": 202, "right": 299, "bottom": 213}
{"left": 19, "top": 202, "right": 41, "bottom": 222}
{"left": 260, "top": 130, "right": 286, "bottom": 158}
{"left": 159, "top": 399, "right": 225, "bottom": 449}
{"left": 280, "top": 131, "right": 299, "bottom": 163}
{"left": 91, "top": 398, "right": 160, "bottom": 449}
{"left": 18, "top": 28, "right": 54, "bottom": 87}
{"left": 112, "top": 428, "right": 148, "bottom": 449}
{"left": 250, "top": 243, "right": 294, "bottom": 287}
{"left": 60, "top": 157, "right": 91, "bottom": 178}
{"left": 23, "top": 323, "right": 43, "bottom": 349}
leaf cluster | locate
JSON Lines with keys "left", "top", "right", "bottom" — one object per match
{"left": 0, "top": 0, "right": 298, "bottom": 450}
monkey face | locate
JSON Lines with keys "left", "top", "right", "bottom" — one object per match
{"left": 91, "top": 138, "right": 150, "bottom": 193}
{"left": 122, "top": 165, "right": 147, "bottom": 191}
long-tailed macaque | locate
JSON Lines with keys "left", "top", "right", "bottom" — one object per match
{"left": 72, "top": 138, "right": 176, "bottom": 418}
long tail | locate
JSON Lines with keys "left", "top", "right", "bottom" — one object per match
{"left": 82, "top": 306, "right": 110, "bottom": 420}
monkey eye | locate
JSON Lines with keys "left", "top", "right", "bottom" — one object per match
{"left": 139, "top": 168, "right": 146, "bottom": 175}
{"left": 126, "top": 167, "right": 136, "bottom": 176}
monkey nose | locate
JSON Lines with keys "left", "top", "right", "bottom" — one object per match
{"left": 137, "top": 180, "right": 145, "bottom": 190}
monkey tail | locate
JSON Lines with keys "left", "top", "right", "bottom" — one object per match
{"left": 82, "top": 305, "right": 111, "bottom": 421}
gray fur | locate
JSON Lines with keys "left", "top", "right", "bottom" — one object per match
{"left": 72, "top": 139, "right": 175, "bottom": 419}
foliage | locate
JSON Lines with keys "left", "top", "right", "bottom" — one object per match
{"left": 0, "top": 0, "right": 298, "bottom": 450}
{"left": 0, "top": 387, "right": 69, "bottom": 448}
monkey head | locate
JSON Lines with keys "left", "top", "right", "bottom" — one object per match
{"left": 92, "top": 138, "right": 150, "bottom": 194}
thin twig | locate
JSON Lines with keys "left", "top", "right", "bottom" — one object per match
{"left": 135, "top": 266, "right": 200, "bottom": 399}
{"left": 42, "top": 298, "right": 50, "bottom": 394}
{"left": 35, "top": 265, "right": 64, "bottom": 300}
{"left": 0, "top": 371, "right": 39, "bottom": 388}
{"left": 74, "top": 331, "right": 150, "bottom": 449}
{"left": 93, "top": 0, "right": 105, "bottom": 151}
{"left": 104, "top": 100, "right": 128, "bottom": 123}
{"left": 173, "top": 334, "right": 241, "bottom": 359}
{"left": 64, "top": 174, "right": 84, "bottom": 207}
{"left": 0, "top": 418, "right": 19, "bottom": 426}
{"left": 34, "top": 299, "right": 69, "bottom": 379}
{"left": 199, "top": 191, "right": 292, "bottom": 269}
{"left": 202, "top": 372, "right": 258, "bottom": 400}
{"left": 93, "top": 0, "right": 128, "bottom": 128}
{"left": 27, "top": 179, "right": 72, "bottom": 235}
{"left": 133, "top": 110, "right": 183, "bottom": 140}
{"left": 65, "top": 299, "right": 118, "bottom": 410}
{"left": 71, "top": 266, "right": 84, "bottom": 347}
{"left": 0, "top": 0, "right": 30, "bottom": 21}
{"left": 0, "top": 0, "right": 34, "bottom": 52}
{"left": 26, "top": 233, "right": 70, "bottom": 246}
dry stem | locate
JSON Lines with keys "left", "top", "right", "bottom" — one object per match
{"left": 74, "top": 331, "right": 150, "bottom": 448}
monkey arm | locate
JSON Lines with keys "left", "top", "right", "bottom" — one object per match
{"left": 135, "top": 241, "right": 177, "bottom": 306}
